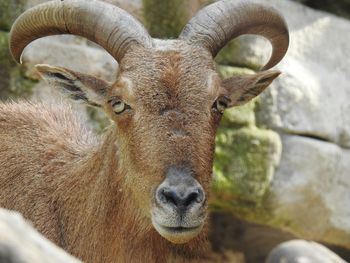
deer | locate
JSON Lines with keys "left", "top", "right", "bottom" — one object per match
{"left": 0, "top": 0, "right": 289, "bottom": 262}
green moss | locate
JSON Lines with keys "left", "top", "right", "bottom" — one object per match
{"left": 210, "top": 121, "right": 286, "bottom": 229}
{"left": 217, "top": 65, "right": 255, "bottom": 79}
{"left": 215, "top": 40, "right": 241, "bottom": 66}
{"left": 8, "top": 68, "right": 37, "bottom": 98}
{"left": 215, "top": 40, "right": 263, "bottom": 70}
{"left": 142, "top": 0, "right": 187, "bottom": 38}
{"left": 0, "top": 31, "right": 36, "bottom": 99}
{"left": 0, "top": 31, "right": 13, "bottom": 68}
{"left": 220, "top": 102, "right": 256, "bottom": 129}
{"left": 0, "top": 31, "right": 15, "bottom": 98}
{"left": 213, "top": 127, "right": 281, "bottom": 204}
{"left": 214, "top": 64, "right": 281, "bottom": 208}
{"left": 0, "top": 0, "right": 26, "bottom": 31}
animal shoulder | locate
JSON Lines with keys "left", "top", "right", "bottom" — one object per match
{"left": 0, "top": 100, "right": 98, "bottom": 152}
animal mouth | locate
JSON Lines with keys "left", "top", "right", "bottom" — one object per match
{"left": 156, "top": 224, "right": 201, "bottom": 233}
{"left": 152, "top": 220, "right": 204, "bottom": 244}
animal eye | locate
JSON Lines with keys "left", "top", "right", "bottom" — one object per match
{"left": 212, "top": 96, "right": 230, "bottom": 114}
{"left": 109, "top": 98, "right": 131, "bottom": 114}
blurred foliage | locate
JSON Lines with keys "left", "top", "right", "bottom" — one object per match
{"left": 0, "top": 0, "right": 26, "bottom": 31}
{"left": 0, "top": 32, "right": 14, "bottom": 94}
{"left": 0, "top": 31, "right": 36, "bottom": 100}
{"left": 293, "top": 0, "right": 350, "bottom": 19}
{"left": 142, "top": 0, "right": 187, "bottom": 38}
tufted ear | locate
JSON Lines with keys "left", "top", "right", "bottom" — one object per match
{"left": 222, "top": 70, "right": 281, "bottom": 107}
{"left": 35, "top": 64, "right": 111, "bottom": 107}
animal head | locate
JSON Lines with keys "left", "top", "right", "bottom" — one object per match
{"left": 10, "top": 0, "right": 288, "bottom": 244}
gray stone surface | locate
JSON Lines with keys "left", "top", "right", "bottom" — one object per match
{"left": 22, "top": 36, "right": 118, "bottom": 82}
{"left": 267, "top": 240, "right": 347, "bottom": 263}
{"left": 213, "top": 0, "right": 350, "bottom": 249}
{"left": 270, "top": 135, "right": 350, "bottom": 248}
{"left": 215, "top": 35, "right": 271, "bottom": 70}
{"left": 214, "top": 0, "right": 350, "bottom": 148}
{"left": 0, "top": 208, "right": 81, "bottom": 263}
{"left": 251, "top": 0, "right": 350, "bottom": 149}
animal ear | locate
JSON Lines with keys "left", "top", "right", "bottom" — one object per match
{"left": 222, "top": 70, "right": 281, "bottom": 107}
{"left": 35, "top": 64, "right": 111, "bottom": 107}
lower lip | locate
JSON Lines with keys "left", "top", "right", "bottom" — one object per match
{"left": 156, "top": 224, "right": 201, "bottom": 234}
{"left": 152, "top": 220, "right": 204, "bottom": 244}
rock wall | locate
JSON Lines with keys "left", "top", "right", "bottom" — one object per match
{"left": 210, "top": 0, "right": 350, "bottom": 251}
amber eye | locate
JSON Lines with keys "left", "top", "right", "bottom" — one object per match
{"left": 109, "top": 98, "right": 131, "bottom": 114}
{"left": 212, "top": 96, "right": 230, "bottom": 114}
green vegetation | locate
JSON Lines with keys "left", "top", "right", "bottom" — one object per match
{"left": 213, "top": 126, "right": 281, "bottom": 204}
{"left": 0, "top": 0, "right": 42, "bottom": 100}
{"left": 210, "top": 65, "right": 282, "bottom": 220}
{"left": 215, "top": 41, "right": 241, "bottom": 66}
{"left": 0, "top": 31, "right": 36, "bottom": 99}
{"left": 142, "top": 0, "right": 188, "bottom": 38}
{"left": 0, "top": 0, "right": 26, "bottom": 31}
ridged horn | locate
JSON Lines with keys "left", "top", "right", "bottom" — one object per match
{"left": 179, "top": 0, "right": 289, "bottom": 70}
{"left": 9, "top": 0, "right": 152, "bottom": 63}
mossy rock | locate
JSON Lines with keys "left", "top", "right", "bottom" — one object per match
{"left": 0, "top": 31, "right": 36, "bottom": 99}
{"left": 217, "top": 65, "right": 255, "bottom": 79}
{"left": 142, "top": 0, "right": 187, "bottom": 38}
{"left": 215, "top": 40, "right": 241, "bottom": 66}
{"left": 215, "top": 37, "right": 267, "bottom": 70}
{"left": 211, "top": 64, "right": 282, "bottom": 224}
{"left": 220, "top": 103, "right": 256, "bottom": 129}
{"left": 213, "top": 127, "right": 281, "bottom": 205}
{"left": 0, "top": 0, "right": 26, "bottom": 31}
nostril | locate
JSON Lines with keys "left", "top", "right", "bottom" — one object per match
{"left": 194, "top": 188, "right": 204, "bottom": 203}
{"left": 186, "top": 188, "right": 205, "bottom": 207}
{"left": 184, "top": 191, "right": 198, "bottom": 207}
{"left": 158, "top": 187, "right": 204, "bottom": 209}
{"left": 160, "top": 188, "right": 178, "bottom": 206}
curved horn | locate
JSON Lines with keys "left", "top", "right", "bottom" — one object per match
{"left": 179, "top": 0, "right": 289, "bottom": 70}
{"left": 10, "top": 0, "right": 152, "bottom": 63}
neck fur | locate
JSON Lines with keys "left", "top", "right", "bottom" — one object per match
{"left": 57, "top": 127, "right": 210, "bottom": 262}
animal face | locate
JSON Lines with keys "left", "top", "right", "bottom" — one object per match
{"left": 35, "top": 42, "right": 281, "bottom": 243}
{"left": 10, "top": 0, "right": 289, "bottom": 245}
{"left": 108, "top": 43, "right": 220, "bottom": 243}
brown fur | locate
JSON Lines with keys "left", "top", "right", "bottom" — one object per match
{"left": 0, "top": 42, "right": 279, "bottom": 262}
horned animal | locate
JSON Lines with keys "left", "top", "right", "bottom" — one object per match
{"left": 0, "top": 0, "right": 289, "bottom": 262}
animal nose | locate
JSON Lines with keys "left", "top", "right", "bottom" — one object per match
{"left": 156, "top": 166, "right": 206, "bottom": 212}
{"left": 158, "top": 186, "right": 204, "bottom": 211}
